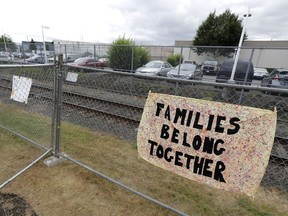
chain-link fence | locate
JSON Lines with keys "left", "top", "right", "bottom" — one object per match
{"left": 0, "top": 45, "right": 288, "bottom": 215}
{"left": 0, "top": 64, "right": 54, "bottom": 187}
{"left": 60, "top": 63, "right": 287, "bottom": 215}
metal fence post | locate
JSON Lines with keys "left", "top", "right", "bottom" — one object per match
{"left": 94, "top": 45, "right": 96, "bottom": 60}
{"left": 131, "top": 46, "right": 134, "bottom": 72}
{"left": 54, "top": 54, "right": 63, "bottom": 158}
{"left": 50, "top": 57, "right": 58, "bottom": 150}
{"left": 64, "top": 45, "right": 67, "bottom": 64}
{"left": 238, "top": 48, "right": 255, "bottom": 104}
{"left": 175, "top": 46, "right": 183, "bottom": 96}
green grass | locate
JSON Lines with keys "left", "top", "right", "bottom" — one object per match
{"left": 0, "top": 102, "right": 52, "bottom": 147}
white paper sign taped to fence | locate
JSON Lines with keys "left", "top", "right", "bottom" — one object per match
{"left": 10, "top": 76, "right": 32, "bottom": 104}
{"left": 66, "top": 72, "right": 78, "bottom": 82}
{"left": 137, "top": 92, "right": 277, "bottom": 196}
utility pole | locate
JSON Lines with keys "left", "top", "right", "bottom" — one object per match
{"left": 229, "top": 8, "right": 252, "bottom": 82}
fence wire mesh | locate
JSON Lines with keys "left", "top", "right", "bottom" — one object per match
{"left": 59, "top": 63, "right": 288, "bottom": 215}
{"left": 0, "top": 44, "right": 288, "bottom": 215}
{"left": 0, "top": 65, "right": 54, "bottom": 184}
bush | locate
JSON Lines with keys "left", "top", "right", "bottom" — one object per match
{"left": 167, "top": 54, "right": 183, "bottom": 67}
{"left": 107, "top": 36, "right": 150, "bottom": 72}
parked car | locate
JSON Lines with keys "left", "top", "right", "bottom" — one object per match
{"left": 12, "top": 52, "right": 24, "bottom": 58}
{"left": 135, "top": 60, "right": 173, "bottom": 76}
{"left": 0, "top": 52, "right": 10, "bottom": 60}
{"left": 201, "top": 60, "right": 219, "bottom": 75}
{"left": 215, "top": 59, "right": 254, "bottom": 85}
{"left": 253, "top": 67, "right": 269, "bottom": 79}
{"left": 25, "top": 54, "right": 46, "bottom": 64}
{"left": 167, "top": 63, "right": 203, "bottom": 80}
{"left": 98, "top": 58, "right": 109, "bottom": 67}
{"left": 261, "top": 68, "right": 288, "bottom": 89}
{"left": 48, "top": 54, "right": 82, "bottom": 63}
{"left": 68, "top": 57, "right": 106, "bottom": 71}
{"left": 183, "top": 60, "right": 194, "bottom": 64}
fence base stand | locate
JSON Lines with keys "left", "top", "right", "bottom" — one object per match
{"left": 44, "top": 156, "right": 66, "bottom": 167}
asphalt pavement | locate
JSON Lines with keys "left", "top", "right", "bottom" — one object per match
{"left": 203, "top": 75, "right": 262, "bottom": 86}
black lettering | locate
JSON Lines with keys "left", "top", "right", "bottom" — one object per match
{"left": 184, "top": 153, "right": 194, "bottom": 169}
{"left": 160, "top": 124, "right": 170, "bottom": 139}
{"left": 214, "top": 139, "right": 225, "bottom": 155}
{"left": 164, "top": 147, "right": 173, "bottom": 162}
{"left": 155, "top": 103, "right": 164, "bottom": 116}
{"left": 164, "top": 105, "right": 171, "bottom": 121}
{"left": 192, "top": 135, "right": 202, "bottom": 150}
{"left": 228, "top": 117, "right": 241, "bottom": 135}
{"left": 193, "top": 112, "right": 203, "bottom": 129}
{"left": 148, "top": 140, "right": 158, "bottom": 155}
{"left": 171, "top": 128, "right": 180, "bottom": 143}
{"left": 203, "top": 137, "right": 214, "bottom": 154}
{"left": 203, "top": 158, "right": 213, "bottom": 178}
{"left": 206, "top": 115, "right": 214, "bottom": 131}
{"left": 193, "top": 156, "right": 204, "bottom": 175}
{"left": 182, "top": 132, "right": 191, "bottom": 147}
{"left": 214, "top": 161, "right": 226, "bottom": 182}
{"left": 173, "top": 108, "right": 187, "bottom": 125}
{"left": 186, "top": 110, "right": 193, "bottom": 127}
{"left": 156, "top": 144, "right": 164, "bottom": 158}
{"left": 175, "top": 151, "right": 183, "bottom": 167}
{"left": 215, "top": 115, "right": 226, "bottom": 133}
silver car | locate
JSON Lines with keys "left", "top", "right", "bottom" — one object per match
{"left": 261, "top": 68, "right": 288, "bottom": 89}
{"left": 135, "top": 60, "right": 173, "bottom": 76}
{"left": 167, "top": 63, "right": 203, "bottom": 80}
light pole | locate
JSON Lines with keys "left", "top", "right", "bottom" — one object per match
{"left": 229, "top": 8, "right": 252, "bottom": 82}
{"left": 41, "top": 25, "right": 49, "bottom": 63}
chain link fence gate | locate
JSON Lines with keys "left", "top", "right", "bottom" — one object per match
{"left": 0, "top": 64, "right": 55, "bottom": 188}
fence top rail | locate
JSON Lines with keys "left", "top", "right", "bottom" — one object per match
{"left": 55, "top": 43, "right": 288, "bottom": 49}
{"left": 0, "top": 64, "right": 53, "bottom": 68}
{"left": 64, "top": 65, "right": 288, "bottom": 94}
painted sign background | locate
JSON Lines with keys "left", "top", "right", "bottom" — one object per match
{"left": 137, "top": 92, "right": 277, "bottom": 196}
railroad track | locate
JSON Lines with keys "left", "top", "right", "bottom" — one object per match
{"left": 0, "top": 76, "right": 143, "bottom": 123}
{"left": 0, "top": 76, "right": 288, "bottom": 166}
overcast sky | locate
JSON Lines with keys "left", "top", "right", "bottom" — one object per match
{"left": 1, "top": 0, "right": 287, "bottom": 44}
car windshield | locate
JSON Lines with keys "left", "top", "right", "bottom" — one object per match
{"left": 145, "top": 62, "right": 162, "bottom": 68}
{"left": 222, "top": 60, "right": 252, "bottom": 72}
{"left": 175, "top": 64, "right": 196, "bottom": 71}
{"left": 204, "top": 61, "right": 218, "bottom": 65}
{"left": 279, "top": 71, "right": 288, "bottom": 76}
{"left": 254, "top": 68, "right": 267, "bottom": 72}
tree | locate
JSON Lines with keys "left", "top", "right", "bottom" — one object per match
{"left": 193, "top": 9, "right": 246, "bottom": 57}
{"left": 107, "top": 35, "right": 150, "bottom": 72}
{"left": 29, "top": 39, "right": 37, "bottom": 52}
{"left": 0, "top": 34, "right": 17, "bottom": 52}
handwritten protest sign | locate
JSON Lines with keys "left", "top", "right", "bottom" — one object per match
{"left": 137, "top": 92, "right": 276, "bottom": 196}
